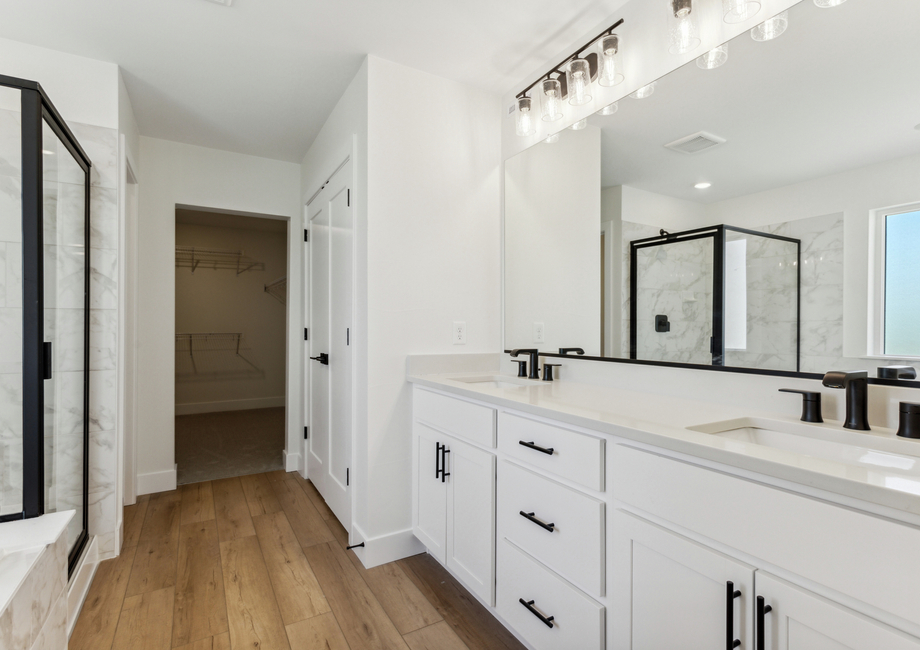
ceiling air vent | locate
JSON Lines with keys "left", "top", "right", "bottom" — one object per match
{"left": 664, "top": 131, "right": 726, "bottom": 155}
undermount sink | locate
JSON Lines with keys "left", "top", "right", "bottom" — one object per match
{"left": 688, "top": 417, "right": 920, "bottom": 482}
{"left": 449, "top": 375, "right": 535, "bottom": 390}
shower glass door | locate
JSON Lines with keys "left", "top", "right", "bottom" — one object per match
{"left": 41, "top": 116, "right": 88, "bottom": 554}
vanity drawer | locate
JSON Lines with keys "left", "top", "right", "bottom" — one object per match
{"left": 496, "top": 539, "right": 604, "bottom": 650}
{"left": 414, "top": 387, "right": 496, "bottom": 448}
{"left": 499, "top": 461, "right": 605, "bottom": 597}
{"left": 499, "top": 412, "right": 605, "bottom": 491}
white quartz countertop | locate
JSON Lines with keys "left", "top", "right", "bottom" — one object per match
{"left": 408, "top": 371, "right": 920, "bottom": 518}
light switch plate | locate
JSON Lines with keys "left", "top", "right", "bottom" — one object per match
{"left": 533, "top": 322, "right": 545, "bottom": 344}
{"left": 453, "top": 321, "right": 466, "bottom": 345}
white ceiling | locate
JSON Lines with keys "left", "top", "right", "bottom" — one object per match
{"left": 0, "top": 0, "right": 630, "bottom": 163}
{"left": 591, "top": 0, "right": 920, "bottom": 203}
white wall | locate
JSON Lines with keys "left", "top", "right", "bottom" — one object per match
{"left": 365, "top": 56, "right": 501, "bottom": 550}
{"left": 505, "top": 126, "right": 601, "bottom": 354}
{"left": 0, "top": 37, "right": 119, "bottom": 130}
{"left": 300, "top": 56, "right": 502, "bottom": 565}
{"left": 136, "top": 138, "right": 301, "bottom": 494}
{"left": 174, "top": 222, "right": 287, "bottom": 413}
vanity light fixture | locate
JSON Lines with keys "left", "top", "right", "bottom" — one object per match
{"left": 751, "top": 11, "right": 789, "bottom": 41}
{"left": 722, "top": 0, "right": 761, "bottom": 23}
{"left": 541, "top": 78, "right": 564, "bottom": 122}
{"left": 695, "top": 182, "right": 712, "bottom": 189}
{"left": 597, "top": 102, "right": 619, "bottom": 116}
{"left": 598, "top": 34, "right": 624, "bottom": 87}
{"left": 570, "top": 119, "right": 588, "bottom": 131}
{"left": 668, "top": 0, "right": 702, "bottom": 55}
{"left": 545, "top": 133, "right": 561, "bottom": 144}
{"left": 566, "top": 58, "right": 593, "bottom": 106}
{"left": 516, "top": 96, "right": 535, "bottom": 136}
{"left": 813, "top": 0, "right": 846, "bottom": 6}
{"left": 697, "top": 44, "right": 728, "bottom": 69}
{"left": 630, "top": 82, "right": 657, "bottom": 99}
{"left": 513, "top": 17, "right": 624, "bottom": 136}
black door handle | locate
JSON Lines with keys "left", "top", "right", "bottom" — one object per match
{"left": 519, "top": 511, "right": 555, "bottom": 532}
{"left": 519, "top": 599, "right": 555, "bottom": 628}
{"left": 309, "top": 353, "right": 329, "bottom": 365}
{"left": 441, "top": 447, "right": 450, "bottom": 483}
{"left": 519, "top": 440, "right": 554, "bottom": 455}
{"left": 435, "top": 443, "right": 443, "bottom": 480}
{"left": 42, "top": 342, "right": 52, "bottom": 380}
{"left": 726, "top": 581, "right": 741, "bottom": 650}
{"left": 756, "top": 595, "right": 773, "bottom": 650}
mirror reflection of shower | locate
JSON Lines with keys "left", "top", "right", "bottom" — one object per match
{"left": 628, "top": 225, "right": 800, "bottom": 371}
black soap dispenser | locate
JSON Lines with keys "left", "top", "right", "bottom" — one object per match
{"left": 897, "top": 402, "right": 920, "bottom": 439}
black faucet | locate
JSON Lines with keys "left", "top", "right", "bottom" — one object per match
{"left": 559, "top": 348, "right": 585, "bottom": 356}
{"left": 878, "top": 365, "right": 918, "bottom": 380}
{"left": 822, "top": 370, "right": 870, "bottom": 431}
{"left": 511, "top": 349, "right": 541, "bottom": 380}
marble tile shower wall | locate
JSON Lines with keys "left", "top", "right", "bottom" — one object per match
{"left": 0, "top": 109, "right": 119, "bottom": 559}
{"left": 621, "top": 221, "right": 714, "bottom": 365}
{"left": 723, "top": 234, "right": 799, "bottom": 372}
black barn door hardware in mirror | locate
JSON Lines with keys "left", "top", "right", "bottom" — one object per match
{"left": 520, "top": 511, "right": 555, "bottom": 532}
{"left": 519, "top": 440, "right": 554, "bottom": 455}
{"left": 519, "top": 598, "right": 555, "bottom": 628}
{"left": 726, "top": 581, "right": 742, "bottom": 649}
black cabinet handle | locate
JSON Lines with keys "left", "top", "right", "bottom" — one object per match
{"left": 519, "top": 440, "right": 554, "bottom": 455}
{"left": 519, "top": 511, "right": 555, "bottom": 532}
{"left": 519, "top": 598, "right": 554, "bottom": 628}
{"left": 756, "top": 595, "right": 773, "bottom": 650}
{"left": 435, "top": 443, "right": 443, "bottom": 480}
{"left": 309, "top": 353, "right": 329, "bottom": 365}
{"left": 726, "top": 581, "right": 741, "bottom": 650}
{"left": 441, "top": 447, "right": 450, "bottom": 483}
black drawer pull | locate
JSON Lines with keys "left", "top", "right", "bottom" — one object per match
{"left": 519, "top": 440, "right": 554, "bottom": 455}
{"left": 756, "top": 595, "right": 773, "bottom": 650}
{"left": 435, "top": 443, "right": 443, "bottom": 480}
{"left": 520, "top": 511, "right": 555, "bottom": 532}
{"left": 441, "top": 447, "right": 450, "bottom": 483}
{"left": 519, "top": 598, "right": 555, "bottom": 628}
{"left": 726, "top": 581, "right": 741, "bottom": 650}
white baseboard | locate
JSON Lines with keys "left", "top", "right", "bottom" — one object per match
{"left": 283, "top": 450, "right": 301, "bottom": 472}
{"left": 351, "top": 525, "right": 427, "bottom": 569}
{"left": 175, "top": 396, "right": 285, "bottom": 416}
{"left": 67, "top": 536, "right": 99, "bottom": 639}
{"left": 137, "top": 465, "right": 178, "bottom": 495}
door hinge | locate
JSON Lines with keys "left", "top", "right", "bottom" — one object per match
{"left": 347, "top": 189, "right": 350, "bottom": 207}
{"left": 346, "top": 468, "right": 350, "bottom": 486}
{"left": 304, "top": 229, "right": 309, "bottom": 242}
{"left": 304, "top": 426, "right": 308, "bottom": 440}
{"left": 304, "top": 328, "right": 309, "bottom": 341}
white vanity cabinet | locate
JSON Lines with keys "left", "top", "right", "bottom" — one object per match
{"left": 413, "top": 388, "right": 496, "bottom": 605}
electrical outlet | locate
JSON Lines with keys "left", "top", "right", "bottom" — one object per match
{"left": 453, "top": 321, "right": 466, "bottom": 345}
{"left": 533, "top": 322, "right": 545, "bottom": 344}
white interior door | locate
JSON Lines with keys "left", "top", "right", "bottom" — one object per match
{"left": 307, "top": 159, "right": 353, "bottom": 528}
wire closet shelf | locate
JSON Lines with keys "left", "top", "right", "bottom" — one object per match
{"left": 175, "top": 332, "right": 263, "bottom": 379}
{"left": 175, "top": 246, "right": 265, "bottom": 274}
{"left": 264, "top": 276, "right": 287, "bottom": 304}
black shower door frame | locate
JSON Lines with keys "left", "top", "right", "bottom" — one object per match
{"left": 0, "top": 74, "right": 92, "bottom": 576}
{"left": 630, "top": 224, "right": 801, "bottom": 371}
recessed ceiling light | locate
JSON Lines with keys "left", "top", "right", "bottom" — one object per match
{"left": 41, "top": 149, "right": 54, "bottom": 155}
{"left": 204, "top": 0, "right": 233, "bottom": 6}
{"left": 695, "top": 182, "right": 712, "bottom": 189}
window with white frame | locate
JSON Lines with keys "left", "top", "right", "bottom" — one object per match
{"left": 879, "top": 206, "right": 920, "bottom": 357}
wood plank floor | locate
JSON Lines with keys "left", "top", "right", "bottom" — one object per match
{"left": 71, "top": 471, "right": 525, "bottom": 650}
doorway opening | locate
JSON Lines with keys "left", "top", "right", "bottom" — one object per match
{"left": 174, "top": 208, "right": 288, "bottom": 485}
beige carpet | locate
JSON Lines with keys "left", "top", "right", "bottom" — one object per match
{"left": 175, "top": 407, "right": 285, "bottom": 485}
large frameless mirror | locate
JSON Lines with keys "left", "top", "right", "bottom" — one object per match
{"left": 503, "top": 0, "right": 920, "bottom": 382}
